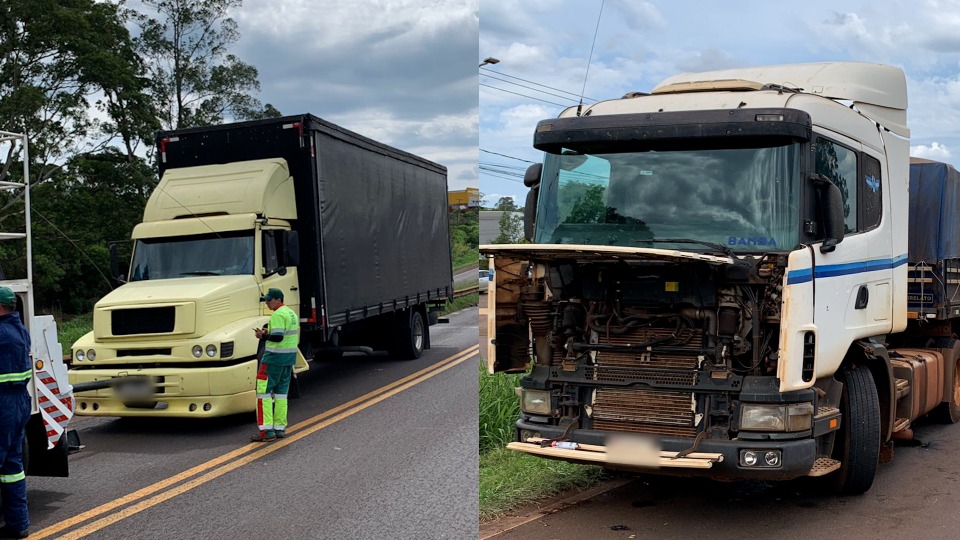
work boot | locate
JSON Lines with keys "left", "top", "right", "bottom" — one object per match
{"left": 275, "top": 429, "right": 286, "bottom": 439}
{"left": 0, "top": 525, "right": 29, "bottom": 539}
{"left": 250, "top": 430, "right": 276, "bottom": 442}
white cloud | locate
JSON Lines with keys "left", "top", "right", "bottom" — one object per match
{"left": 911, "top": 142, "right": 953, "bottom": 160}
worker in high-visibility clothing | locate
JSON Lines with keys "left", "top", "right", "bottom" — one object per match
{"left": 0, "top": 286, "right": 31, "bottom": 538}
{"left": 251, "top": 288, "right": 299, "bottom": 442}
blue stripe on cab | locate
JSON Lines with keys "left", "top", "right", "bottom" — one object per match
{"left": 786, "top": 254, "right": 907, "bottom": 285}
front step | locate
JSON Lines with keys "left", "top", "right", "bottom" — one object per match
{"left": 893, "top": 417, "right": 911, "bottom": 432}
{"left": 895, "top": 377, "right": 910, "bottom": 400}
{"left": 807, "top": 457, "right": 841, "bottom": 477}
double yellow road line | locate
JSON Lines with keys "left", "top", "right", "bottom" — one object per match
{"left": 36, "top": 345, "right": 479, "bottom": 540}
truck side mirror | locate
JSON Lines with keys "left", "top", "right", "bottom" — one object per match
{"left": 524, "top": 187, "right": 539, "bottom": 242}
{"left": 109, "top": 243, "right": 118, "bottom": 279}
{"left": 523, "top": 163, "right": 542, "bottom": 242}
{"left": 283, "top": 230, "right": 300, "bottom": 266}
{"left": 109, "top": 242, "right": 126, "bottom": 284}
{"left": 811, "top": 174, "right": 846, "bottom": 253}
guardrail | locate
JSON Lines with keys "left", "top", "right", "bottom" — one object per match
{"left": 453, "top": 285, "right": 480, "bottom": 298}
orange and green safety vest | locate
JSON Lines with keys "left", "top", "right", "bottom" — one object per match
{"left": 262, "top": 304, "right": 298, "bottom": 366}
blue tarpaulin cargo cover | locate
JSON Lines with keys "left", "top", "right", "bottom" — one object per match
{"left": 909, "top": 158, "right": 960, "bottom": 262}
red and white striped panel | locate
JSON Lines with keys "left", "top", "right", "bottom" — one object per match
{"left": 35, "top": 368, "right": 74, "bottom": 449}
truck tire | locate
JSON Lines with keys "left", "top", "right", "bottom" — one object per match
{"left": 829, "top": 365, "right": 880, "bottom": 495}
{"left": 392, "top": 310, "right": 425, "bottom": 360}
{"left": 933, "top": 338, "right": 960, "bottom": 423}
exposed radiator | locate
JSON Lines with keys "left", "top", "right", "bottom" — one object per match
{"left": 592, "top": 388, "right": 698, "bottom": 438}
{"left": 589, "top": 324, "right": 701, "bottom": 437}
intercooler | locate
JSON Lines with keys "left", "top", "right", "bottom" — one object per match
{"left": 589, "top": 326, "right": 701, "bottom": 438}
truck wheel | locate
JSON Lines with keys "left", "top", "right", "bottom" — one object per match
{"left": 933, "top": 338, "right": 960, "bottom": 423}
{"left": 829, "top": 365, "right": 880, "bottom": 495}
{"left": 392, "top": 310, "right": 425, "bottom": 360}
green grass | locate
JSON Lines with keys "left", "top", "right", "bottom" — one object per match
{"left": 479, "top": 364, "right": 522, "bottom": 453}
{"left": 438, "top": 292, "right": 478, "bottom": 316}
{"left": 478, "top": 362, "right": 605, "bottom": 520}
{"left": 57, "top": 313, "right": 92, "bottom": 353}
{"left": 480, "top": 448, "right": 605, "bottom": 521}
{"left": 453, "top": 252, "right": 479, "bottom": 269}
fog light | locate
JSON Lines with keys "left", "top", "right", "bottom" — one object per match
{"left": 205, "top": 344, "right": 217, "bottom": 357}
{"left": 86, "top": 349, "right": 97, "bottom": 361}
{"left": 192, "top": 345, "right": 203, "bottom": 358}
{"left": 764, "top": 451, "right": 781, "bottom": 466}
{"left": 203, "top": 403, "right": 212, "bottom": 411}
{"left": 742, "top": 450, "right": 759, "bottom": 466}
{"left": 189, "top": 403, "right": 197, "bottom": 412}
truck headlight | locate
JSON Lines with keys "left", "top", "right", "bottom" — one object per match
{"left": 205, "top": 344, "right": 217, "bottom": 357}
{"left": 86, "top": 349, "right": 97, "bottom": 361}
{"left": 740, "top": 403, "right": 814, "bottom": 432}
{"left": 520, "top": 389, "right": 552, "bottom": 415}
{"left": 75, "top": 349, "right": 85, "bottom": 362}
{"left": 192, "top": 345, "right": 203, "bottom": 358}
{"left": 740, "top": 404, "right": 784, "bottom": 431}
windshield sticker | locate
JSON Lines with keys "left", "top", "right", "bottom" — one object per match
{"left": 728, "top": 236, "right": 777, "bottom": 247}
{"left": 639, "top": 170, "right": 653, "bottom": 175}
{"left": 865, "top": 175, "right": 879, "bottom": 193}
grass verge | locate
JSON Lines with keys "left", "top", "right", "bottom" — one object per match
{"left": 58, "top": 313, "right": 92, "bottom": 353}
{"left": 438, "top": 292, "right": 478, "bottom": 316}
{"left": 480, "top": 448, "right": 605, "bottom": 521}
{"left": 478, "top": 362, "right": 605, "bottom": 520}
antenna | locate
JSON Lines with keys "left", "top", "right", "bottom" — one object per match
{"left": 577, "top": 0, "right": 606, "bottom": 117}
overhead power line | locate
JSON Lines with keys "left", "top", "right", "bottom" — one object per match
{"left": 481, "top": 67, "right": 599, "bottom": 103}
{"left": 480, "top": 72, "right": 596, "bottom": 105}
{"left": 480, "top": 83, "right": 569, "bottom": 108}
{"left": 480, "top": 149, "right": 538, "bottom": 163}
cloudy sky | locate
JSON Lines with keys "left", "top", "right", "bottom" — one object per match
{"left": 480, "top": 0, "right": 960, "bottom": 205}
{"left": 226, "top": 0, "right": 478, "bottom": 190}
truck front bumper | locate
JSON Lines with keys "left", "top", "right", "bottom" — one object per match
{"left": 70, "top": 359, "right": 258, "bottom": 417}
{"left": 515, "top": 420, "right": 818, "bottom": 481}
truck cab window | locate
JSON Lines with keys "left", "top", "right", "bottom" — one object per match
{"left": 861, "top": 154, "right": 882, "bottom": 231}
{"left": 815, "top": 138, "right": 858, "bottom": 233}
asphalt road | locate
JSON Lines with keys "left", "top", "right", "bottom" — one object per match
{"left": 483, "top": 414, "right": 960, "bottom": 540}
{"left": 28, "top": 307, "right": 480, "bottom": 539}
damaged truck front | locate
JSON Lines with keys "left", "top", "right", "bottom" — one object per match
{"left": 482, "top": 63, "right": 936, "bottom": 495}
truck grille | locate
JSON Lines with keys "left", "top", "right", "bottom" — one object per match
{"left": 112, "top": 307, "right": 175, "bottom": 335}
{"left": 589, "top": 326, "right": 701, "bottom": 437}
{"left": 592, "top": 388, "right": 697, "bottom": 438}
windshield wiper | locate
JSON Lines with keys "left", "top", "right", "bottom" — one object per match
{"left": 635, "top": 238, "right": 735, "bottom": 258}
{"left": 180, "top": 271, "right": 221, "bottom": 276}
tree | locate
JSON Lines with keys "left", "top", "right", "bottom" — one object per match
{"left": 492, "top": 211, "right": 522, "bottom": 244}
{"left": 134, "top": 0, "right": 271, "bottom": 129}
{"left": 494, "top": 196, "right": 518, "bottom": 212}
{"left": 0, "top": 0, "right": 155, "bottom": 202}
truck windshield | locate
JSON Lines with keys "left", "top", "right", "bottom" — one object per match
{"left": 534, "top": 143, "right": 802, "bottom": 252}
{"left": 130, "top": 231, "right": 255, "bottom": 281}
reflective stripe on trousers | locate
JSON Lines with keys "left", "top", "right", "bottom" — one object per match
{"left": 255, "top": 363, "right": 293, "bottom": 431}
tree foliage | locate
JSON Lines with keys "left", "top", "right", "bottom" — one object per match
{"left": 135, "top": 0, "right": 271, "bottom": 129}
{"left": 0, "top": 0, "right": 275, "bottom": 314}
{"left": 492, "top": 211, "right": 522, "bottom": 244}
{"left": 450, "top": 208, "right": 479, "bottom": 267}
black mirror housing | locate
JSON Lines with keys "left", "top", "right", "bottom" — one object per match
{"left": 283, "top": 230, "right": 300, "bottom": 267}
{"left": 523, "top": 163, "right": 543, "bottom": 188}
{"left": 524, "top": 187, "right": 539, "bottom": 242}
{"left": 811, "top": 174, "right": 846, "bottom": 253}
